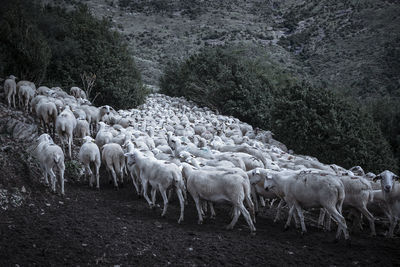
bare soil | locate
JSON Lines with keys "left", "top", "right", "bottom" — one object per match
{"left": 0, "top": 176, "right": 400, "bottom": 266}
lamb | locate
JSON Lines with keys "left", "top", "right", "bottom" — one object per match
{"left": 18, "top": 85, "right": 36, "bottom": 112}
{"left": 36, "top": 101, "right": 58, "bottom": 137}
{"left": 34, "top": 134, "right": 65, "bottom": 195}
{"left": 78, "top": 136, "right": 101, "bottom": 189}
{"left": 373, "top": 170, "right": 400, "bottom": 237}
{"left": 55, "top": 106, "right": 77, "bottom": 159}
{"left": 101, "top": 143, "right": 125, "bottom": 188}
{"left": 264, "top": 171, "right": 349, "bottom": 240}
{"left": 125, "top": 150, "right": 186, "bottom": 223}
{"left": 74, "top": 118, "right": 91, "bottom": 139}
{"left": 181, "top": 163, "right": 256, "bottom": 232}
{"left": 3, "top": 75, "right": 17, "bottom": 108}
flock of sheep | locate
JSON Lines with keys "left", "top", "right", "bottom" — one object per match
{"left": 2, "top": 75, "right": 400, "bottom": 240}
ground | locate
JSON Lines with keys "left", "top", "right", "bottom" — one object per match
{"left": 1, "top": 177, "right": 400, "bottom": 266}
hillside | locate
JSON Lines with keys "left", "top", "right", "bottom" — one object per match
{"left": 71, "top": 0, "right": 400, "bottom": 99}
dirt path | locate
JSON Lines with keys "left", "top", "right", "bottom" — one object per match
{"left": 1, "top": 179, "right": 399, "bottom": 266}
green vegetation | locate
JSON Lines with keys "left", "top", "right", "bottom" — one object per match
{"left": 0, "top": 0, "right": 147, "bottom": 109}
{"left": 160, "top": 45, "right": 397, "bottom": 173}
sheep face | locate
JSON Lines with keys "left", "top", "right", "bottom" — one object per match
{"left": 349, "top": 166, "right": 365, "bottom": 177}
{"left": 124, "top": 152, "right": 137, "bottom": 167}
{"left": 374, "top": 170, "right": 399, "bottom": 193}
{"left": 263, "top": 174, "right": 275, "bottom": 192}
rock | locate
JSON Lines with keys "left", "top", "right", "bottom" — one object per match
{"left": 12, "top": 121, "right": 37, "bottom": 140}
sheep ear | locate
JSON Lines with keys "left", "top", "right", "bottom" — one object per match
{"left": 373, "top": 175, "right": 382, "bottom": 182}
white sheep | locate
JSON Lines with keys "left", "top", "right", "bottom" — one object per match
{"left": 18, "top": 85, "right": 36, "bottom": 112}
{"left": 373, "top": 170, "right": 400, "bottom": 237}
{"left": 125, "top": 150, "right": 185, "bottom": 223}
{"left": 55, "top": 106, "right": 77, "bottom": 159}
{"left": 102, "top": 143, "right": 125, "bottom": 188}
{"left": 264, "top": 171, "right": 349, "bottom": 240}
{"left": 74, "top": 118, "right": 91, "bottom": 139}
{"left": 3, "top": 75, "right": 17, "bottom": 108}
{"left": 78, "top": 136, "right": 101, "bottom": 189}
{"left": 34, "top": 134, "right": 65, "bottom": 195}
{"left": 95, "top": 122, "right": 113, "bottom": 148}
{"left": 81, "top": 105, "right": 113, "bottom": 134}
{"left": 36, "top": 101, "right": 58, "bottom": 137}
{"left": 181, "top": 163, "right": 256, "bottom": 232}
{"left": 70, "top": 87, "right": 87, "bottom": 99}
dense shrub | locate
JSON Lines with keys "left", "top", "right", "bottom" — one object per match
{"left": 0, "top": 1, "right": 147, "bottom": 109}
{"left": 160, "top": 45, "right": 397, "bottom": 173}
{"left": 0, "top": 1, "right": 51, "bottom": 84}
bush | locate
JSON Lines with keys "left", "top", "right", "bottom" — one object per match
{"left": 0, "top": 1, "right": 147, "bottom": 109}
{"left": 160, "top": 44, "right": 397, "bottom": 173}
{"left": 0, "top": 1, "right": 51, "bottom": 84}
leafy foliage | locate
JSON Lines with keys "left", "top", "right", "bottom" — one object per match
{"left": 0, "top": 1, "right": 51, "bottom": 84}
{"left": 161, "top": 45, "right": 397, "bottom": 173}
{"left": 0, "top": 1, "right": 147, "bottom": 109}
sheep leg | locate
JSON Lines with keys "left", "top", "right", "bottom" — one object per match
{"left": 60, "top": 137, "right": 66, "bottom": 156}
{"left": 129, "top": 171, "right": 140, "bottom": 195}
{"left": 294, "top": 203, "right": 307, "bottom": 234}
{"left": 285, "top": 204, "right": 295, "bottom": 230}
{"left": 259, "top": 196, "right": 266, "bottom": 207}
{"left": 270, "top": 198, "right": 277, "bottom": 208}
{"left": 209, "top": 202, "right": 216, "bottom": 219}
{"left": 151, "top": 186, "right": 157, "bottom": 206}
{"left": 239, "top": 203, "right": 256, "bottom": 232}
{"left": 176, "top": 188, "right": 185, "bottom": 224}
{"left": 274, "top": 199, "right": 285, "bottom": 222}
{"left": 325, "top": 211, "right": 332, "bottom": 231}
{"left": 109, "top": 167, "right": 118, "bottom": 189}
{"left": 159, "top": 186, "right": 169, "bottom": 217}
{"left": 388, "top": 216, "right": 398, "bottom": 238}
{"left": 226, "top": 206, "right": 241, "bottom": 230}
{"left": 68, "top": 135, "right": 72, "bottom": 159}
{"left": 251, "top": 187, "right": 259, "bottom": 214}
{"left": 85, "top": 165, "right": 92, "bottom": 187}
{"left": 118, "top": 169, "right": 124, "bottom": 188}
{"left": 244, "top": 194, "right": 256, "bottom": 223}
{"left": 95, "top": 163, "right": 100, "bottom": 189}
{"left": 141, "top": 180, "right": 153, "bottom": 208}
{"left": 59, "top": 162, "right": 65, "bottom": 196}
{"left": 43, "top": 171, "right": 49, "bottom": 186}
{"left": 167, "top": 188, "right": 173, "bottom": 202}
{"left": 47, "top": 167, "right": 57, "bottom": 193}
{"left": 318, "top": 208, "right": 326, "bottom": 229}
{"left": 293, "top": 209, "right": 300, "bottom": 229}
{"left": 326, "top": 206, "right": 349, "bottom": 240}
{"left": 192, "top": 195, "right": 204, "bottom": 224}
{"left": 358, "top": 205, "right": 376, "bottom": 236}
